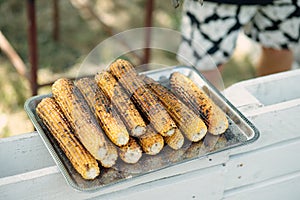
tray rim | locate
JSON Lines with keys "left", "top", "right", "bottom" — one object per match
{"left": 24, "top": 65, "right": 260, "bottom": 192}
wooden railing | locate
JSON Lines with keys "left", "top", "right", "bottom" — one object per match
{"left": 1, "top": 70, "right": 300, "bottom": 199}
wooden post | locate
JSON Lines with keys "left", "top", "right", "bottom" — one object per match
{"left": 0, "top": 31, "right": 27, "bottom": 78}
{"left": 26, "top": 0, "right": 38, "bottom": 96}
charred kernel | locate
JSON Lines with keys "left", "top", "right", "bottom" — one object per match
{"left": 75, "top": 77, "right": 129, "bottom": 147}
{"left": 36, "top": 97, "right": 100, "bottom": 180}
{"left": 142, "top": 75, "right": 207, "bottom": 142}
{"left": 118, "top": 137, "right": 142, "bottom": 164}
{"left": 52, "top": 78, "right": 117, "bottom": 165}
{"left": 109, "top": 59, "right": 178, "bottom": 137}
{"left": 95, "top": 71, "right": 147, "bottom": 137}
{"left": 137, "top": 126, "right": 164, "bottom": 155}
{"left": 170, "top": 72, "right": 228, "bottom": 135}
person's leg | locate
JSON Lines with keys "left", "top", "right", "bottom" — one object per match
{"left": 245, "top": 0, "right": 300, "bottom": 76}
{"left": 256, "top": 47, "right": 294, "bottom": 76}
{"left": 177, "top": 1, "right": 257, "bottom": 88}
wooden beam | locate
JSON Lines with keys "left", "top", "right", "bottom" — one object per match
{"left": 143, "top": 0, "right": 154, "bottom": 66}
{"left": 26, "top": 0, "right": 38, "bottom": 96}
{"left": 0, "top": 31, "right": 27, "bottom": 78}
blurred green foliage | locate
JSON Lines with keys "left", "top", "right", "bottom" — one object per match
{"left": 0, "top": 61, "right": 29, "bottom": 112}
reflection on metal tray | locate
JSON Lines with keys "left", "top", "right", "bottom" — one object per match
{"left": 24, "top": 66, "right": 259, "bottom": 192}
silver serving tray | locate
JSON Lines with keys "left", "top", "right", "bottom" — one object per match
{"left": 24, "top": 66, "right": 259, "bottom": 192}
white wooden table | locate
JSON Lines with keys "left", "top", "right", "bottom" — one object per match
{"left": 1, "top": 70, "right": 300, "bottom": 200}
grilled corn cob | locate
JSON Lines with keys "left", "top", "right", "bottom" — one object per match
{"left": 118, "top": 137, "right": 142, "bottom": 164}
{"left": 75, "top": 77, "right": 129, "bottom": 147}
{"left": 170, "top": 72, "right": 228, "bottom": 135}
{"left": 138, "top": 126, "right": 164, "bottom": 155}
{"left": 109, "top": 59, "right": 177, "bottom": 137}
{"left": 52, "top": 78, "right": 118, "bottom": 166}
{"left": 95, "top": 71, "right": 146, "bottom": 137}
{"left": 143, "top": 75, "right": 207, "bottom": 142}
{"left": 36, "top": 97, "right": 100, "bottom": 180}
{"left": 99, "top": 142, "right": 119, "bottom": 168}
{"left": 164, "top": 128, "right": 184, "bottom": 150}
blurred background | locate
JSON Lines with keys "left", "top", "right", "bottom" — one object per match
{"left": 0, "top": 0, "right": 297, "bottom": 138}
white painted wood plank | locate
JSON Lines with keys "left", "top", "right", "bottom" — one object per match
{"left": 225, "top": 138, "right": 300, "bottom": 190}
{"left": 0, "top": 132, "right": 54, "bottom": 177}
{"left": 244, "top": 99, "right": 300, "bottom": 118}
{"left": 0, "top": 164, "right": 225, "bottom": 200}
{"left": 223, "top": 171, "right": 300, "bottom": 200}
{"left": 225, "top": 69, "right": 300, "bottom": 98}
{"left": 224, "top": 84, "right": 263, "bottom": 112}
{"left": 245, "top": 71, "right": 300, "bottom": 106}
{"left": 92, "top": 165, "right": 225, "bottom": 200}
{"left": 0, "top": 131, "right": 229, "bottom": 196}
{"left": 225, "top": 69, "right": 300, "bottom": 123}
{"left": 0, "top": 166, "right": 58, "bottom": 187}
{"left": 2, "top": 134, "right": 299, "bottom": 200}
{"left": 0, "top": 167, "right": 76, "bottom": 200}
{"left": 227, "top": 104, "right": 300, "bottom": 156}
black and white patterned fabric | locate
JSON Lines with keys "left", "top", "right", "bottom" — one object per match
{"left": 177, "top": 0, "right": 300, "bottom": 70}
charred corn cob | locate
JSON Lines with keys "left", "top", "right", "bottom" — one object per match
{"left": 170, "top": 72, "right": 228, "bottom": 135}
{"left": 143, "top": 75, "right": 207, "bottom": 142}
{"left": 164, "top": 128, "right": 184, "bottom": 150}
{"left": 95, "top": 71, "right": 146, "bottom": 137}
{"left": 52, "top": 78, "right": 118, "bottom": 166}
{"left": 99, "top": 142, "right": 119, "bottom": 168}
{"left": 109, "top": 59, "right": 177, "bottom": 137}
{"left": 138, "top": 126, "right": 164, "bottom": 155}
{"left": 36, "top": 97, "right": 100, "bottom": 180}
{"left": 118, "top": 137, "right": 142, "bottom": 164}
{"left": 75, "top": 78, "right": 129, "bottom": 147}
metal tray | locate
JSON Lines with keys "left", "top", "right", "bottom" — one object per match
{"left": 24, "top": 66, "right": 259, "bottom": 192}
